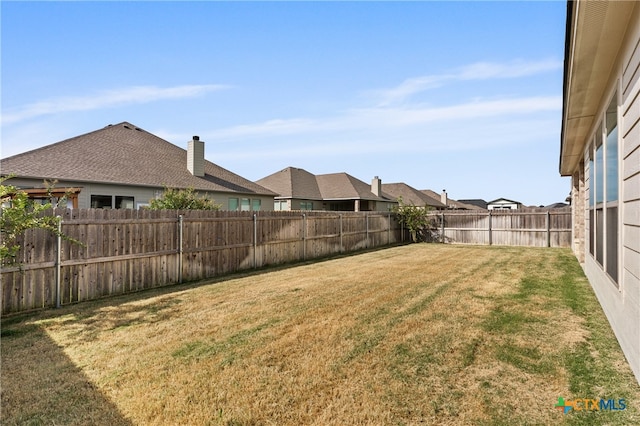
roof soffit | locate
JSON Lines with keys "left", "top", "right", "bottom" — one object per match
{"left": 561, "top": 0, "right": 636, "bottom": 175}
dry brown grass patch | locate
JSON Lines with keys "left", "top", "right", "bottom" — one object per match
{"left": 2, "top": 245, "right": 639, "bottom": 425}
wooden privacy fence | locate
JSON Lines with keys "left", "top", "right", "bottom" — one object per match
{"left": 1, "top": 209, "right": 402, "bottom": 315}
{"left": 427, "top": 209, "right": 572, "bottom": 247}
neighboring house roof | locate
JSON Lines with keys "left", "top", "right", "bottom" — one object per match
{"left": 487, "top": 198, "right": 522, "bottom": 205}
{"left": 420, "top": 189, "right": 445, "bottom": 203}
{"left": 256, "top": 167, "right": 322, "bottom": 200}
{"left": 383, "top": 183, "right": 445, "bottom": 208}
{"left": 420, "top": 190, "right": 483, "bottom": 210}
{"left": 0, "top": 122, "right": 275, "bottom": 196}
{"left": 446, "top": 200, "right": 484, "bottom": 210}
{"left": 257, "top": 167, "right": 392, "bottom": 202}
{"left": 316, "top": 172, "right": 390, "bottom": 201}
{"left": 545, "top": 202, "right": 569, "bottom": 209}
{"left": 456, "top": 199, "right": 489, "bottom": 209}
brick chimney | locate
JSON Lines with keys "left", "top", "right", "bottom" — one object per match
{"left": 372, "top": 176, "right": 382, "bottom": 196}
{"left": 187, "top": 136, "right": 205, "bottom": 177}
{"left": 441, "top": 189, "right": 448, "bottom": 206}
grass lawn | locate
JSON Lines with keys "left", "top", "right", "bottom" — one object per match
{"left": 2, "top": 244, "right": 639, "bottom": 425}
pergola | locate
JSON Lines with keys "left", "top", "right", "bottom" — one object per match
{"left": 20, "top": 187, "right": 81, "bottom": 209}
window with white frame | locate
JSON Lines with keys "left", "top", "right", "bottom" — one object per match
{"left": 604, "top": 95, "right": 619, "bottom": 283}
{"left": 588, "top": 92, "right": 619, "bottom": 285}
{"left": 274, "top": 200, "right": 288, "bottom": 211}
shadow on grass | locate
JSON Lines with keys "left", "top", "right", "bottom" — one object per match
{"left": 1, "top": 323, "right": 132, "bottom": 425}
{"left": 2, "top": 243, "right": 409, "bottom": 325}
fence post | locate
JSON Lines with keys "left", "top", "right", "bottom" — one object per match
{"left": 388, "top": 213, "right": 391, "bottom": 245}
{"left": 340, "top": 214, "right": 343, "bottom": 253}
{"left": 253, "top": 214, "right": 257, "bottom": 268}
{"left": 55, "top": 216, "right": 62, "bottom": 308}
{"left": 546, "top": 211, "right": 551, "bottom": 248}
{"left": 178, "top": 215, "right": 183, "bottom": 283}
{"left": 441, "top": 212, "right": 445, "bottom": 243}
{"left": 302, "top": 214, "right": 307, "bottom": 260}
{"left": 366, "top": 213, "right": 369, "bottom": 248}
{"left": 488, "top": 211, "right": 492, "bottom": 246}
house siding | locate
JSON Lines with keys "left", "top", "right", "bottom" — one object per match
{"left": 273, "top": 197, "right": 394, "bottom": 212}
{"left": 621, "top": 5, "right": 640, "bottom": 384}
{"left": 6, "top": 177, "right": 274, "bottom": 211}
{"left": 290, "top": 198, "right": 321, "bottom": 211}
{"left": 576, "top": 4, "right": 640, "bottom": 383}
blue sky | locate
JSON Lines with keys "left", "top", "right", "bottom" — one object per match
{"left": 1, "top": 1, "right": 568, "bottom": 206}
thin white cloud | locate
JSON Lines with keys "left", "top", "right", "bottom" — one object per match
{"left": 214, "top": 115, "right": 560, "bottom": 164}
{"left": 2, "top": 84, "right": 230, "bottom": 124}
{"left": 212, "top": 118, "right": 318, "bottom": 139}
{"left": 153, "top": 118, "right": 319, "bottom": 145}
{"left": 347, "top": 95, "right": 561, "bottom": 126}
{"left": 207, "top": 95, "right": 561, "bottom": 142}
{"left": 372, "top": 75, "right": 448, "bottom": 106}
{"left": 455, "top": 59, "right": 562, "bottom": 80}
{"left": 202, "top": 93, "right": 561, "bottom": 170}
{"left": 371, "top": 58, "right": 562, "bottom": 106}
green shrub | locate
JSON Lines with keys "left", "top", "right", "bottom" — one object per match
{"left": 148, "top": 187, "right": 221, "bottom": 210}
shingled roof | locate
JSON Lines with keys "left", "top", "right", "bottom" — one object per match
{"left": 421, "top": 190, "right": 485, "bottom": 210}
{"left": 257, "top": 167, "right": 391, "bottom": 201}
{"left": 316, "top": 172, "right": 390, "bottom": 201}
{"left": 382, "top": 183, "right": 445, "bottom": 208}
{"left": 256, "top": 167, "right": 322, "bottom": 200}
{"left": 0, "top": 122, "right": 275, "bottom": 196}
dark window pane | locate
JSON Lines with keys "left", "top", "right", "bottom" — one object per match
{"left": 589, "top": 209, "right": 595, "bottom": 256}
{"left": 596, "top": 208, "right": 604, "bottom": 266}
{"left": 606, "top": 206, "right": 618, "bottom": 284}
{"left": 595, "top": 140, "right": 604, "bottom": 205}
{"left": 115, "top": 196, "right": 134, "bottom": 209}
{"left": 91, "top": 195, "right": 112, "bottom": 209}
{"left": 606, "top": 127, "right": 618, "bottom": 203}
{"left": 589, "top": 157, "right": 594, "bottom": 207}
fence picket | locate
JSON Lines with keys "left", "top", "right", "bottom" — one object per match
{"left": 1, "top": 208, "right": 570, "bottom": 315}
{"left": 431, "top": 209, "right": 571, "bottom": 248}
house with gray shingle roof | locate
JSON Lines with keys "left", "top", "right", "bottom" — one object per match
{"left": 486, "top": 198, "right": 522, "bottom": 210}
{"left": 256, "top": 167, "right": 396, "bottom": 212}
{"left": 382, "top": 183, "right": 446, "bottom": 210}
{"left": 454, "top": 198, "right": 488, "bottom": 210}
{"left": 256, "top": 167, "right": 322, "bottom": 211}
{"left": 0, "top": 122, "right": 276, "bottom": 210}
{"left": 420, "top": 190, "right": 484, "bottom": 210}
